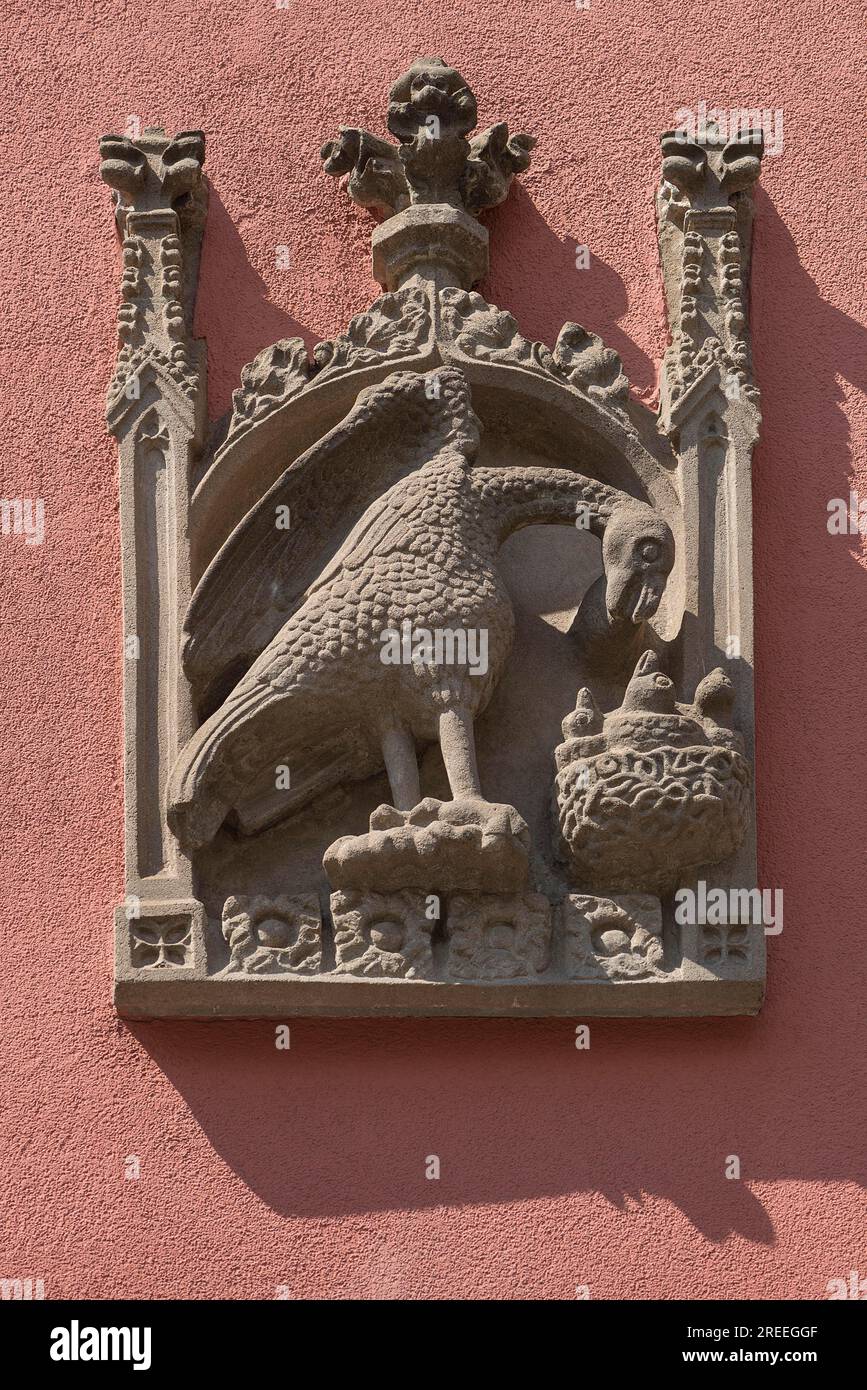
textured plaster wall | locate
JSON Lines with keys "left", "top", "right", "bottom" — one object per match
{"left": 1, "top": 0, "right": 865, "bottom": 1300}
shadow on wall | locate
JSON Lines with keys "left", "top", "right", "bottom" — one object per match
{"left": 749, "top": 190, "right": 867, "bottom": 951}
{"left": 129, "top": 1007, "right": 864, "bottom": 1245}
{"left": 481, "top": 184, "right": 658, "bottom": 398}
{"left": 195, "top": 186, "right": 318, "bottom": 438}
{"left": 129, "top": 192, "right": 867, "bottom": 1248}
{"left": 196, "top": 180, "right": 659, "bottom": 434}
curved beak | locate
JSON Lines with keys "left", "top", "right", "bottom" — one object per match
{"left": 630, "top": 576, "right": 665, "bottom": 621}
{"left": 606, "top": 569, "right": 664, "bottom": 624}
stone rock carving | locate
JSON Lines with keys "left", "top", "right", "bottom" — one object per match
{"left": 219, "top": 288, "right": 434, "bottom": 457}
{"left": 331, "top": 890, "right": 435, "bottom": 977}
{"left": 312, "top": 288, "right": 433, "bottom": 379}
{"left": 324, "top": 798, "right": 531, "bottom": 894}
{"left": 439, "top": 290, "right": 635, "bottom": 428}
{"left": 167, "top": 368, "right": 672, "bottom": 872}
{"left": 554, "top": 651, "right": 752, "bottom": 894}
{"left": 552, "top": 324, "right": 630, "bottom": 411}
{"left": 321, "top": 128, "right": 409, "bottom": 220}
{"left": 701, "top": 921, "right": 750, "bottom": 966}
{"left": 322, "top": 57, "right": 534, "bottom": 221}
{"left": 463, "top": 123, "right": 536, "bottom": 216}
{"left": 439, "top": 288, "right": 556, "bottom": 371}
{"left": 656, "top": 123, "right": 763, "bottom": 429}
{"left": 569, "top": 506, "right": 675, "bottom": 676}
{"left": 560, "top": 894, "right": 664, "bottom": 981}
{"left": 99, "top": 128, "right": 206, "bottom": 417}
{"left": 446, "top": 893, "right": 551, "bottom": 980}
{"left": 221, "top": 894, "right": 322, "bottom": 975}
{"left": 227, "top": 339, "right": 310, "bottom": 443}
{"left": 101, "top": 127, "right": 209, "bottom": 1012}
{"left": 322, "top": 58, "right": 534, "bottom": 293}
{"left": 103, "top": 65, "right": 764, "bottom": 1019}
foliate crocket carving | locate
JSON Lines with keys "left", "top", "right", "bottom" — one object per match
{"left": 227, "top": 339, "right": 310, "bottom": 442}
{"left": 656, "top": 123, "right": 763, "bottom": 429}
{"left": 221, "top": 288, "right": 434, "bottom": 451}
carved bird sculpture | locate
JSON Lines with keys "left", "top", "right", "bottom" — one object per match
{"left": 569, "top": 503, "right": 675, "bottom": 675}
{"left": 168, "top": 368, "right": 674, "bottom": 850}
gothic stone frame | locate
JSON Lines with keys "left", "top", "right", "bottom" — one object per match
{"left": 102, "top": 61, "right": 765, "bottom": 1018}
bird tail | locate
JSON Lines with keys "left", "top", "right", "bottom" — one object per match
{"left": 166, "top": 684, "right": 272, "bottom": 851}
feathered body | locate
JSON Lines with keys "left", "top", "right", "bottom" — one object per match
{"left": 168, "top": 368, "right": 672, "bottom": 850}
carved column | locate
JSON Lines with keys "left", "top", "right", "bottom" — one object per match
{"left": 656, "top": 124, "right": 765, "bottom": 987}
{"left": 100, "top": 128, "right": 209, "bottom": 982}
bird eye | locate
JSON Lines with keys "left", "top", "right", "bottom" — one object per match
{"left": 640, "top": 542, "right": 660, "bottom": 562}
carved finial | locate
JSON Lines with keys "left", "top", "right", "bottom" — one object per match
{"left": 99, "top": 128, "right": 208, "bottom": 431}
{"left": 656, "top": 121, "right": 764, "bottom": 433}
{"left": 100, "top": 129, "right": 206, "bottom": 225}
{"left": 386, "top": 57, "right": 476, "bottom": 209}
{"left": 321, "top": 58, "right": 535, "bottom": 292}
{"left": 323, "top": 57, "right": 534, "bottom": 221}
{"left": 659, "top": 125, "right": 763, "bottom": 214}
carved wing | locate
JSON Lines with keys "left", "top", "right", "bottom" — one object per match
{"left": 183, "top": 367, "right": 479, "bottom": 709}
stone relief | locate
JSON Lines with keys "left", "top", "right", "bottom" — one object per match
{"left": 447, "top": 893, "right": 551, "bottom": 981}
{"left": 227, "top": 338, "right": 311, "bottom": 442}
{"left": 331, "top": 890, "right": 435, "bottom": 978}
{"left": 129, "top": 914, "right": 193, "bottom": 971}
{"left": 312, "top": 288, "right": 433, "bottom": 381}
{"left": 656, "top": 123, "right": 763, "bottom": 426}
{"left": 560, "top": 894, "right": 664, "bottom": 982}
{"left": 554, "top": 651, "right": 751, "bottom": 895}
{"left": 321, "top": 56, "right": 534, "bottom": 220}
{"left": 102, "top": 60, "right": 765, "bottom": 1018}
{"left": 99, "top": 128, "right": 206, "bottom": 418}
{"left": 221, "top": 894, "right": 322, "bottom": 975}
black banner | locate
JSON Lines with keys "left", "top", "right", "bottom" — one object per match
{"left": 2, "top": 1299, "right": 862, "bottom": 1375}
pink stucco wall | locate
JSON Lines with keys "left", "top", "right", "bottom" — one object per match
{"left": 1, "top": 0, "right": 865, "bottom": 1299}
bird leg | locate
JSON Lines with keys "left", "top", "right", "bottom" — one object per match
{"left": 439, "top": 706, "right": 483, "bottom": 800}
{"left": 380, "top": 723, "right": 421, "bottom": 811}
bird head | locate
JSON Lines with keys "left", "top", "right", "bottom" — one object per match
{"left": 561, "top": 686, "right": 604, "bottom": 740}
{"left": 693, "top": 667, "right": 736, "bottom": 728}
{"left": 602, "top": 504, "right": 675, "bottom": 625}
{"left": 621, "top": 649, "right": 676, "bottom": 714}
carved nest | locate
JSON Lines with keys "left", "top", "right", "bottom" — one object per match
{"left": 555, "top": 741, "right": 751, "bottom": 895}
